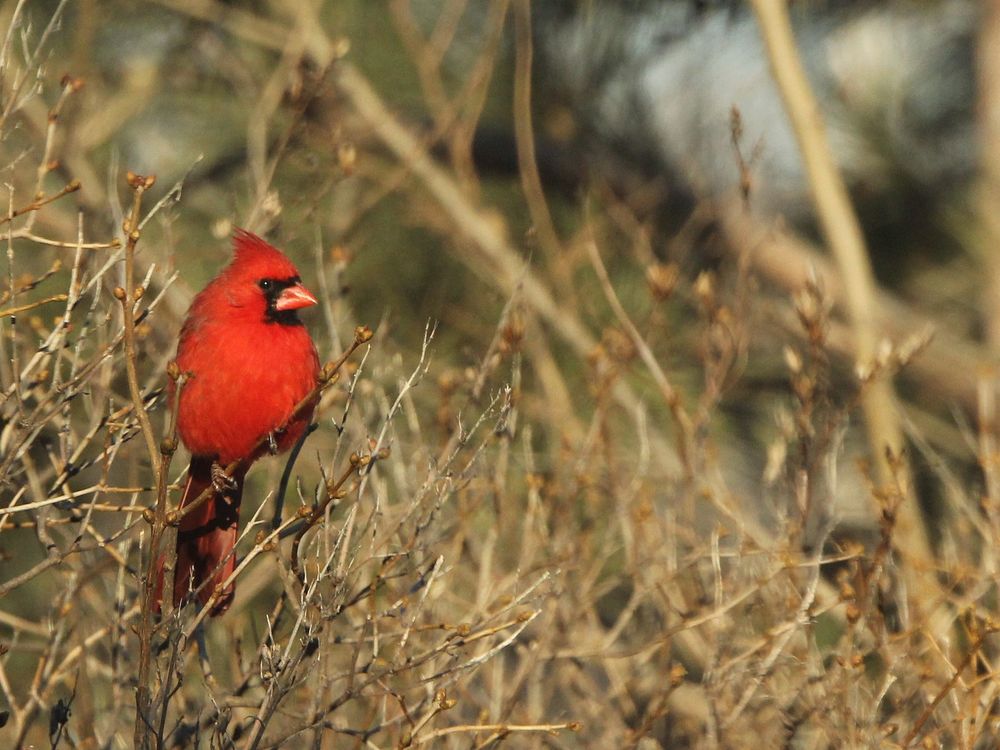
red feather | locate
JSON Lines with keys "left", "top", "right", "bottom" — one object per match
{"left": 156, "top": 230, "right": 320, "bottom": 615}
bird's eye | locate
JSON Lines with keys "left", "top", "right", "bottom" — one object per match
{"left": 258, "top": 279, "right": 274, "bottom": 292}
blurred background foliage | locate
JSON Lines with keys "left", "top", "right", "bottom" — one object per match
{"left": 4, "top": 0, "right": 983, "bottom": 385}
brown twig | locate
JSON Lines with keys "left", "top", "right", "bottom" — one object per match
{"left": 0, "top": 179, "right": 80, "bottom": 228}
{"left": 155, "top": 366, "right": 187, "bottom": 619}
{"left": 123, "top": 170, "right": 164, "bottom": 750}
{"left": 0, "top": 293, "right": 68, "bottom": 317}
{"left": 411, "top": 720, "right": 580, "bottom": 746}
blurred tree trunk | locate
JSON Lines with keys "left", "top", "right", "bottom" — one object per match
{"left": 979, "top": 1, "right": 1000, "bottom": 351}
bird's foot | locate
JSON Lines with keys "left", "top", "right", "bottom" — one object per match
{"left": 211, "top": 462, "right": 238, "bottom": 495}
{"left": 267, "top": 431, "right": 279, "bottom": 455}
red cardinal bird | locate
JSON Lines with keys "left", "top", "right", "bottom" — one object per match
{"left": 156, "top": 229, "right": 320, "bottom": 615}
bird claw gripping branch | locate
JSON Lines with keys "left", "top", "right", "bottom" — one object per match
{"left": 210, "top": 461, "right": 240, "bottom": 495}
{"left": 267, "top": 429, "right": 286, "bottom": 455}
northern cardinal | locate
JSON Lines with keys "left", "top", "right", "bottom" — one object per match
{"left": 156, "top": 229, "right": 320, "bottom": 615}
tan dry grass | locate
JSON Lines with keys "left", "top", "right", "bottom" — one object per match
{"left": 0, "top": 2, "right": 998, "bottom": 748}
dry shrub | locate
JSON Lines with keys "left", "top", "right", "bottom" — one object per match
{"left": 0, "top": 2, "right": 998, "bottom": 749}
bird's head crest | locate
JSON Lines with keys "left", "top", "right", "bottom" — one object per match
{"left": 230, "top": 229, "right": 301, "bottom": 280}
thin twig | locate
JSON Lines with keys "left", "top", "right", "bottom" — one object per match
{"left": 123, "top": 170, "right": 164, "bottom": 750}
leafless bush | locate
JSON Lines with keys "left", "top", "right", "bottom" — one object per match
{"left": 1, "top": 1, "right": 999, "bottom": 748}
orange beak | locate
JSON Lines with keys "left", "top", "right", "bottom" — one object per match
{"left": 274, "top": 283, "right": 318, "bottom": 311}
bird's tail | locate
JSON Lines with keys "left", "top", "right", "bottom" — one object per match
{"left": 154, "top": 456, "right": 245, "bottom": 616}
